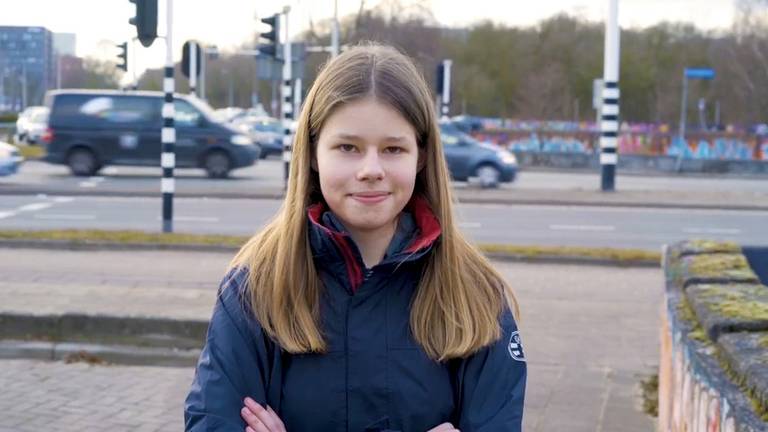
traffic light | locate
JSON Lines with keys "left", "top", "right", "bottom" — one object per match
{"left": 258, "top": 14, "right": 280, "bottom": 59}
{"left": 117, "top": 42, "right": 128, "bottom": 71}
{"left": 129, "top": 0, "right": 158, "bottom": 47}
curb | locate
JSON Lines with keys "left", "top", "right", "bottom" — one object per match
{"left": 1, "top": 187, "right": 767, "bottom": 211}
{"left": 0, "top": 340, "right": 200, "bottom": 367}
{"left": 0, "top": 312, "right": 208, "bottom": 367}
{"left": 0, "top": 238, "right": 661, "bottom": 268}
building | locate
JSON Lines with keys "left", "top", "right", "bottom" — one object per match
{"left": 53, "top": 32, "right": 76, "bottom": 56}
{"left": 0, "top": 26, "right": 55, "bottom": 111}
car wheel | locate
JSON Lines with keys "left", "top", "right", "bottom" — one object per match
{"left": 204, "top": 151, "right": 231, "bottom": 178}
{"left": 476, "top": 164, "right": 501, "bottom": 189}
{"left": 67, "top": 148, "right": 99, "bottom": 177}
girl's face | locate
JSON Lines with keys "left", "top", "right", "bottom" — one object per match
{"left": 314, "top": 97, "right": 421, "bottom": 236}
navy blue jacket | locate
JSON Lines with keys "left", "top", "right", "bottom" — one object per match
{"left": 185, "top": 196, "right": 526, "bottom": 431}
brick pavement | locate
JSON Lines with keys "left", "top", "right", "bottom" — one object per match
{"left": 0, "top": 248, "right": 662, "bottom": 431}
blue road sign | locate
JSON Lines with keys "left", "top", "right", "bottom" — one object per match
{"left": 685, "top": 68, "right": 715, "bottom": 80}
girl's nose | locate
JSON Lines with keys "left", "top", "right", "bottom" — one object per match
{"left": 356, "top": 151, "right": 385, "bottom": 181}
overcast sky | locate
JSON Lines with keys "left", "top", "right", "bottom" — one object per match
{"left": 0, "top": 0, "right": 737, "bottom": 78}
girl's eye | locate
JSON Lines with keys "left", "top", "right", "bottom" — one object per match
{"left": 338, "top": 144, "right": 356, "bottom": 152}
{"left": 385, "top": 146, "right": 404, "bottom": 154}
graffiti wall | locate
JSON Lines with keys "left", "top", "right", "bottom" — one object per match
{"left": 467, "top": 120, "right": 768, "bottom": 161}
{"left": 658, "top": 304, "right": 738, "bottom": 432}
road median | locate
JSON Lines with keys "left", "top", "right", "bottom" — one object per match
{"left": 0, "top": 228, "right": 661, "bottom": 267}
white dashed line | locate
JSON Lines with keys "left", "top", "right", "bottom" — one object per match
{"left": 17, "top": 202, "right": 53, "bottom": 212}
{"left": 158, "top": 216, "right": 220, "bottom": 223}
{"left": 33, "top": 214, "right": 96, "bottom": 221}
{"left": 79, "top": 177, "right": 105, "bottom": 188}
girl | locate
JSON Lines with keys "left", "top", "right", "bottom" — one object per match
{"left": 184, "top": 43, "right": 526, "bottom": 432}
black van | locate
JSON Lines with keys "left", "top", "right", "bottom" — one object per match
{"left": 42, "top": 90, "right": 261, "bottom": 178}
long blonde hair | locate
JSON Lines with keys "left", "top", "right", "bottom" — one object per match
{"left": 230, "top": 42, "right": 520, "bottom": 361}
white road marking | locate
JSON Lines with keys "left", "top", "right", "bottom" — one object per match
{"left": 33, "top": 214, "right": 95, "bottom": 220}
{"left": 52, "top": 197, "right": 74, "bottom": 203}
{"left": 549, "top": 224, "right": 616, "bottom": 232}
{"left": 79, "top": 177, "right": 104, "bottom": 188}
{"left": 0, "top": 211, "right": 17, "bottom": 220}
{"left": 158, "top": 216, "right": 220, "bottom": 223}
{"left": 103, "top": 167, "right": 118, "bottom": 175}
{"left": 682, "top": 227, "right": 742, "bottom": 235}
{"left": 17, "top": 203, "right": 53, "bottom": 212}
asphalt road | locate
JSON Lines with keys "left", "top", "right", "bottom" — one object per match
{"left": 2, "top": 194, "right": 766, "bottom": 250}
{"left": 3, "top": 159, "right": 768, "bottom": 197}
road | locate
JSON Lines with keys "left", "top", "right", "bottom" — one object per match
{"left": 2, "top": 194, "right": 766, "bottom": 250}
{"left": 3, "top": 159, "right": 768, "bottom": 197}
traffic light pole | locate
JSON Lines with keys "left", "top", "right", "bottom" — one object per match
{"left": 441, "top": 59, "right": 452, "bottom": 120}
{"left": 189, "top": 41, "right": 197, "bottom": 96}
{"left": 282, "top": 7, "right": 293, "bottom": 187}
{"left": 599, "top": 0, "right": 620, "bottom": 192}
{"left": 161, "top": 0, "right": 175, "bottom": 233}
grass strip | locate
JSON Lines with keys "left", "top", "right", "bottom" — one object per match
{"left": 0, "top": 229, "right": 661, "bottom": 264}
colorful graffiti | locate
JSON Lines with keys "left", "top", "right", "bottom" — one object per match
{"left": 457, "top": 116, "right": 768, "bottom": 161}
{"left": 472, "top": 130, "right": 768, "bottom": 161}
{"left": 659, "top": 309, "right": 738, "bottom": 432}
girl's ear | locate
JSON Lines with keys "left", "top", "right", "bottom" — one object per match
{"left": 310, "top": 153, "right": 318, "bottom": 171}
{"left": 417, "top": 148, "right": 426, "bottom": 172}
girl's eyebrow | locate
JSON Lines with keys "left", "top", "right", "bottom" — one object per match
{"left": 333, "top": 133, "right": 407, "bottom": 143}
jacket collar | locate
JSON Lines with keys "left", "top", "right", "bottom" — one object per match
{"left": 307, "top": 195, "right": 442, "bottom": 293}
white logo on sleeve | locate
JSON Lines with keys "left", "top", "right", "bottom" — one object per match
{"left": 507, "top": 331, "right": 526, "bottom": 362}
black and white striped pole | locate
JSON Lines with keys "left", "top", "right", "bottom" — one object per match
{"left": 600, "top": 0, "right": 620, "bottom": 192}
{"left": 440, "top": 59, "right": 452, "bottom": 120}
{"left": 161, "top": 0, "right": 175, "bottom": 232}
{"left": 281, "top": 6, "right": 293, "bottom": 186}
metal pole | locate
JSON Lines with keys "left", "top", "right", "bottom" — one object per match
{"left": 600, "top": 0, "right": 620, "bottom": 192}
{"left": 675, "top": 72, "right": 688, "bottom": 172}
{"left": 679, "top": 72, "right": 688, "bottom": 141}
{"left": 715, "top": 100, "right": 720, "bottom": 128}
{"left": 331, "top": 0, "right": 340, "bottom": 57}
{"left": 294, "top": 78, "right": 302, "bottom": 117}
{"left": 161, "top": 0, "right": 176, "bottom": 233}
{"left": 21, "top": 64, "right": 27, "bottom": 110}
{"left": 200, "top": 48, "right": 206, "bottom": 101}
{"left": 131, "top": 38, "right": 138, "bottom": 90}
{"left": 282, "top": 6, "right": 293, "bottom": 187}
{"left": 56, "top": 55, "right": 61, "bottom": 89}
{"left": 441, "top": 59, "right": 452, "bottom": 120}
{"left": 189, "top": 41, "right": 197, "bottom": 96}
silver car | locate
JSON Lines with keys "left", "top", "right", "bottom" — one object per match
{"left": 15, "top": 106, "right": 49, "bottom": 145}
{"left": 0, "top": 141, "right": 23, "bottom": 176}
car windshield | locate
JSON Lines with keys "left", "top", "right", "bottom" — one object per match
{"left": 440, "top": 122, "right": 480, "bottom": 145}
{"left": 30, "top": 111, "right": 48, "bottom": 123}
{"left": 186, "top": 97, "right": 219, "bottom": 123}
{"left": 254, "top": 120, "right": 282, "bottom": 133}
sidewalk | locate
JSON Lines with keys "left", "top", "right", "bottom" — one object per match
{"left": 0, "top": 247, "right": 662, "bottom": 431}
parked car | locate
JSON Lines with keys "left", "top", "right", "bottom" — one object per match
{"left": 233, "top": 116, "right": 283, "bottom": 159}
{"left": 440, "top": 121, "right": 517, "bottom": 188}
{"left": 42, "top": 90, "right": 260, "bottom": 178}
{"left": 14, "top": 106, "right": 49, "bottom": 145}
{"left": 0, "top": 141, "right": 23, "bottom": 176}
